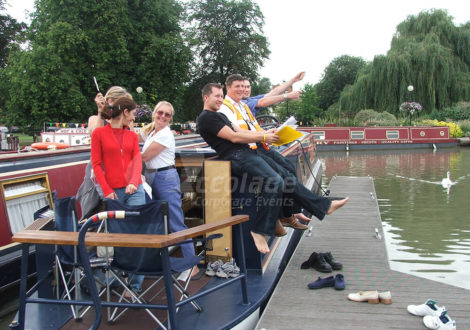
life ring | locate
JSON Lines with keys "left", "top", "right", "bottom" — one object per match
{"left": 31, "top": 142, "right": 70, "bottom": 150}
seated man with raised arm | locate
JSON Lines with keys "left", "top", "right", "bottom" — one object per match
{"left": 196, "top": 83, "right": 349, "bottom": 254}
{"left": 243, "top": 71, "right": 305, "bottom": 116}
{"left": 219, "top": 74, "right": 319, "bottom": 230}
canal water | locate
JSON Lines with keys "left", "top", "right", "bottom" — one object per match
{"left": 317, "top": 147, "right": 470, "bottom": 290}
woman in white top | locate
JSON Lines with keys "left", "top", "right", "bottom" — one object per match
{"left": 141, "top": 101, "right": 199, "bottom": 277}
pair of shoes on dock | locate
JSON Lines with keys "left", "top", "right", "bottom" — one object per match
{"left": 308, "top": 274, "right": 345, "bottom": 290}
{"left": 205, "top": 259, "right": 240, "bottom": 278}
{"left": 301, "top": 252, "right": 342, "bottom": 272}
{"left": 408, "top": 299, "right": 456, "bottom": 330}
{"left": 347, "top": 290, "right": 392, "bottom": 304}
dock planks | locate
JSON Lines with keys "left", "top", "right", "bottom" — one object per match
{"left": 257, "top": 176, "right": 469, "bottom": 329}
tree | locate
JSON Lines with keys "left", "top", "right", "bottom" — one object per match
{"left": 315, "top": 55, "right": 366, "bottom": 110}
{"left": 339, "top": 9, "right": 470, "bottom": 115}
{"left": 184, "top": 0, "right": 270, "bottom": 119}
{"left": 251, "top": 77, "right": 271, "bottom": 97}
{"left": 297, "top": 83, "right": 322, "bottom": 124}
{"left": 3, "top": 0, "right": 191, "bottom": 128}
{"left": 0, "top": 0, "right": 26, "bottom": 110}
{"left": 270, "top": 83, "right": 321, "bottom": 124}
{"left": 0, "top": 0, "right": 26, "bottom": 68}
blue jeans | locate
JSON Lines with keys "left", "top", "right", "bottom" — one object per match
{"left": 114, "top": 185, "right": 146, "bottom": 206}
{"left": 114, "top": 184, "right": 146, "bottom": 292}
{"left": 226, "top": 149, "right": 284, "bottom": 236}
{"left": 149, "top": 168, "right": 195, "bottom": 258}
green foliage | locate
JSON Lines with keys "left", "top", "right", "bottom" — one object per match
{"left": 315, "top": 55, "right": 366, "bottom": 110}
{"left": 340, "top": 9, "right": 470, "bottom": 115}
{"left": 184, "top": 0, "right": 270, "bottom": 119}
{"left": 0, "top": 0, "right": 27, "bottom": 69}
{"left": 325, "top": 103, "right": 340, "bottom": 121}
{"left": 251, "top": 77, "right": 271, "bottom": 96}
{"left": 269, "top": 83, "right": 322, "bottom": 124}
{"left": 271, "top": 99, "right": 300, "bottom": 122}
{"left": 2, "top": 0, "right": 190, "bottom": 128}
{"left": 296, "top": 83, "right": 322, "bottom": 124}
{"left": 354, "top": 109, "right": 398, "bottom": 126}
{"left": 440, "top": 101, "right": 470, "bottom": 121}
{"left": 456, "top": 120, "right": 470, "bottom": 136}
{"left": 185, "top": 0, "right": 269, "bottom": 83}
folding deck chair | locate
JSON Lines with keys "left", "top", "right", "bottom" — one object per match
{"left": 77, "top": 198, "right": 249, "bottom": 330}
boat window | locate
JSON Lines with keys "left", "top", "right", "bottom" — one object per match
{"left": 386, "top": 130, "right": 399, "bottom": 139}
{"left": 312, "top": 131, "right": 325, "bottom": 140}
{"left": 0, "top": 174, "right": 53, "bottom": 234}
{"left": 350, "top": 131, "right": 364, "bottom": 139}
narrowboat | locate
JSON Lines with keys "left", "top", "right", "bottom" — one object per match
{"left": 298, "top": 126, "right": 458, "bottom": 150}
{"left": 3, "top": 130, "right": 322, "bottom": 329}
{"left": 0, "top": 132, "right": 207, "bottom": 292}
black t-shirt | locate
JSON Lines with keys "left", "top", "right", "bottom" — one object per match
{"left": 196, "top": 110, "right": 249, "bottom": 159}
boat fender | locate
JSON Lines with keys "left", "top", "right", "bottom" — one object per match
{"left": 31, "top": 142, "right": 70, "bottom": 150}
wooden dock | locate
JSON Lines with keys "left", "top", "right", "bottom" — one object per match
{"left": 257, "top": 176, "right": 469, "bottom": 329}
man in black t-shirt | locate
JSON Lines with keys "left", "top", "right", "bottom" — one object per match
{"left": 197, "top": 83, "right": 349, "bottom": 254}
{"left": 197, "top": 83, "right": 282, "bottom": 254}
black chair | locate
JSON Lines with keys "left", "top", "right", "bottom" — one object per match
{"left": 52, "top": 195, "right": 82, "bottom": 319}
{"left": 12, "top": 209, "right": 138, "bottom": 330}
{"left": 77, "top": 199, "right": 249, "bottom": 330}
{"left": 53, "top": 194, "right": 109, "bottom": 320}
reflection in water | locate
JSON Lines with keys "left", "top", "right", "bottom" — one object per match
{"left": 317, "top": 147, "right": 470, "bottom": 290}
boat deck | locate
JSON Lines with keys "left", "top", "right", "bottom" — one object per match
{"left": 257, "top": 176, "right": 469, "bottom": 329}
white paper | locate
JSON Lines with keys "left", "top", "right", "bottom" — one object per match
{"left": 276, "top": 116, "right": 297, "bottom": 132}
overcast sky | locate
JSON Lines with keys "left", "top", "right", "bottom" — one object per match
{"left": 4, "top": 0, "right": 470, "bottom": 88}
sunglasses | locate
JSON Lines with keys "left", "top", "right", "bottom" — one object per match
{"left": 157, "top": 110, "right": 172, "bottom": 118}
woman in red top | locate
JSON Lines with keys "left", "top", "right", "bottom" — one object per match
{"left": 91, "top": 96, "right": 145, "bottom": 205}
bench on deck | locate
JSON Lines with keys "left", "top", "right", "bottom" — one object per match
{"left": 11, "top": 214, "right": 249, "bottom": 330}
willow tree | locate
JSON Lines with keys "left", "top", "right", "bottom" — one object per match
{"left": 340, "top": 9, "right": 470, "bottom": 115}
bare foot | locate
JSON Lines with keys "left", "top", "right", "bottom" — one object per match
{"left": 294, "top": 213, "right": 311, "bottom": 222}
{"left": 124, "top": 290, "right": 132, "bottom": 300}
{"left": 250, "top": 231, "right": 270, "bottom": 254}
{"left": 327, "top": 197, "right": 350, "bottom": 215}
{"left": 190, "top": 265, "right": 200, "bottom": 278}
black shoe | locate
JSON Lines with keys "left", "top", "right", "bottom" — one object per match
{"left": 322, "top": 252, "right": 343, "bottom": 270}
{"left": 311, "top": 252, "right": 333, "bottom": 273}
{"left": 301, "top": 252, "right": 316, "bottom": 269}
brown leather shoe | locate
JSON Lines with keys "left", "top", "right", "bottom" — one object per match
{"left": 280, "top": 216, "right": 308, "bottom": 230}
{"left": 275, "top": 220, "right": 287, "bottom": 237}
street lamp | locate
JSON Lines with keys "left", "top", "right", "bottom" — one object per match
{"left": 136, "top": 86, "right": 143, "bottom": 105}
{"left": 407, "top": 85, "right": 414, "bottom": 125}
{"left": 407, "top": 85, "right": 414, "bottom": 101}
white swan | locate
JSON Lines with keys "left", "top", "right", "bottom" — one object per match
{"left": 441, "top": 171, "right": 453, "bottom": 188}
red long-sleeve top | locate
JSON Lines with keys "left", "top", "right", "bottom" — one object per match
{"left": 91, "top": 125, "right": 142, "bottom": 197}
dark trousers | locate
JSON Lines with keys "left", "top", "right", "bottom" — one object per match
{"left": 257, "top": 146, "right": 303, "bottom": 217}
{"left": 256, "top": 149, "right": 331, "bottom": 220}
{"left": 226, "top": 149, "right": 284, "bottom": 236}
